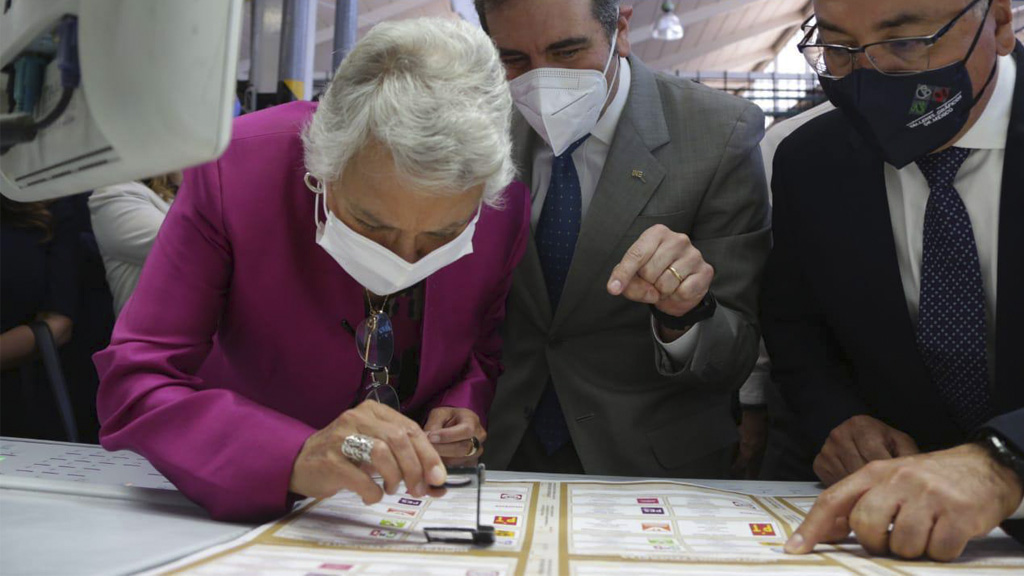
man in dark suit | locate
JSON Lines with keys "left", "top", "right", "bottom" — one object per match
{"left": 762, "top": 0, "right": 1024, "bottom": 561}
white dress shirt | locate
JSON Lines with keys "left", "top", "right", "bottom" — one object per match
{"left": 884, "top": 53, "right": 1015, "bottom": 380}
{"left": 734, "top": 101, "right": 837, "bottom": 406}
{"left": 761, "top": 102, "right": 835, "bottom": 193}
{"left": 884, "top": 54, "right": 1019, "bottom": 518}
{"left": 528, "top": 58, "right": 704, "bottom": 361}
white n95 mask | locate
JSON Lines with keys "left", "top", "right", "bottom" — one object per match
{"left": 305, "top": 173, "right": 479, "bottom": 296}
{"left": 509, "top": 28, "right": 619, "bottom": 157}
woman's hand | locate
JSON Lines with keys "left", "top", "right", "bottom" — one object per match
{"left": 289, "top": 400, "right": 448, "bottom": 505}
{"left": 0, "top": 312, "right": 73, "bottom": 371}
{"left": 38, "top": 312, "right": 73, "bottom": 347}
{"left": 424, "top": 407, "right": 487, "bottom": 467}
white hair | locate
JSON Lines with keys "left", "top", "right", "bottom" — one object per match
{"left": 302, "top": 18, "right": 514, "bottom": 208}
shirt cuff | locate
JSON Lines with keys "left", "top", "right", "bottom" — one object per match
{"left": 738, "top": 378, "right": 767, "bottom": 406}
{"left": 651, "top": 315, "right": 702, "bottom": 366}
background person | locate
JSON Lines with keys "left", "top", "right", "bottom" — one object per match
{"left": 1, "top": 195, "right": 77, "bottom": 438}
{"left": 89, "top": 173, "right": 180, "bottom": 316}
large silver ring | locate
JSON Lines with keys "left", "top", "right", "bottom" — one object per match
{"left": 465, "top": 436, "right": 480, "bottom": 457}
{"left": 342, "top": 434, "right": 374, "bottom": 465}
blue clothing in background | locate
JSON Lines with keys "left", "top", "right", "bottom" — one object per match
{"left": 1, "top": 197, "right": 82, "bottom": 332}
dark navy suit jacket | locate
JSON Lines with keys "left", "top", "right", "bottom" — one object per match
{"left": 762, "top": 43, "right": 1024, "bottom": 541}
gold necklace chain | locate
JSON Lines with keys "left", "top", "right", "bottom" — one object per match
{"left": 365, "top": 289, "right": 391, "bottom": 315}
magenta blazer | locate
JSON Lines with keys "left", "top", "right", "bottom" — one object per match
{"left": 94, "top": 102, "right": 530, "bottom": 521}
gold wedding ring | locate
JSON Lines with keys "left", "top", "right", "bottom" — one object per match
{"left": 667, "top": 265, "right": 685, "bottom": 284}
{"left": 466, "top": 436, "right": 481, "bottom": 457}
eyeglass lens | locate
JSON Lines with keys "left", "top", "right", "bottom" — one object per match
{"left": 367, "top": 377, "right": 401, "bottom": 411}
{"left": 355, "top": 309, "right": 400, "bottom": 410}
{"left": 806, "top": 41, "right": 934, "bottom": 77}
{"left": 356, "top": 311, "right": 394, "bottom": 370}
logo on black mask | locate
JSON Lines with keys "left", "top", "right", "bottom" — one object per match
{"left": 910, "top": 84, "right": 954, "bottom": 117}
{"left": 913, "top": 81, "right": 958, "bottom": 131}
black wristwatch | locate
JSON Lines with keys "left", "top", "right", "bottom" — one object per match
{"left": 976, "top": 431, "right": 1024, "bottom": 484}
{"left": 650, "top": 291, "right": 717, "bottom": 331}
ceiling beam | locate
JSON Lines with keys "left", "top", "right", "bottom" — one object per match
{"left": 314, "top": 0, "right": 435, "bottom": 44}
{"left": 629, "top": 0, "right": 764, "bottom": 45}
{"left": 671, "top": 48, "right": 776, "bottom": 74}
{"left": 355, "top": 0, "right": 437, "bottom": 27}
{"left": 646, "top": 10, "right": 807, "bottom": 71}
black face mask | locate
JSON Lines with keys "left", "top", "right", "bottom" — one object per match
{"left": 819, "top": 10, "right": 998, "bottom": 169}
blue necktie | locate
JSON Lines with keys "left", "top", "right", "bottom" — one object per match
{"left": 532, "top": 135, "right": 589, "bottom": 455}
{"left": 915, "top": 147, "right": 991, "bottom": 432}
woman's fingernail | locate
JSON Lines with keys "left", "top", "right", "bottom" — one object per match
{"left": 414, "top": 482, "right": 427, "bottom": 496}
{"left": 428, "top": 465, "right": 447, "bottom": 486}
{"left": 609, "top": 279, "right": 622, "bottom": 294}
{"left": 429, "top": 433, "right": 441, "bottom": 443}
{"left": 784, "top": 533, "right": 805, "bottom": 554}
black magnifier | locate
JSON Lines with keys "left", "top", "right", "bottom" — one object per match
{"left": 423, "top": 463, "right": 495, "bottom": 546}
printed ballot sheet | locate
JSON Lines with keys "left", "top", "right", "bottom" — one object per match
{"left": 561, "top": 483, "right": 1024, "bottom": 575}
{"left": 148, "top": 481, "right": 539, "bottom": 576}
{"left": 150, "top": 480, "right": 1024, "bottom": 576}
{"left": 272, "top": 484, "right": 534, "bottom": 553}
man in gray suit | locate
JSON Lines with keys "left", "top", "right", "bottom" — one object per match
{"left": 473, "top": 0, "right": 770, "bottom": 478}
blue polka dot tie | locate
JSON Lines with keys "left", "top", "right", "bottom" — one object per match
{"left": 533, "top": 135, "right": 589, "bottom": 455}
{"left": 915, "top": 147, "right": 991, "bottom": 432}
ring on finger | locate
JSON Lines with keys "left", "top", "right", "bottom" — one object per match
{"left": 342, "top": 434, "right": 375, "bottom": 465}
{"left": 667, "top": 265, "right": 685, "bottom": 284}
{"left": 466, "top": 436, "right": 481, "bottom": 457}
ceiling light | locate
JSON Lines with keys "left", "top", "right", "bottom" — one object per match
{"left": 653, "top": 1, "right": 684, "bottom": 41}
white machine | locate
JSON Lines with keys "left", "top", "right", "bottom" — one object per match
{"left": 0, "top": 0, "right": 242, "bottom": 201}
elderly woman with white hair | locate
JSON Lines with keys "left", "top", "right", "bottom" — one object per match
{"left": 93, "top": 18, "right": 529, "bottom": 521}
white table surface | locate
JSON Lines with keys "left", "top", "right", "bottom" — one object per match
{"left": 0, "top": 437, "right": 823, "bottom": 575}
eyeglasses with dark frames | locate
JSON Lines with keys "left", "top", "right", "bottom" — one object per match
{"left": 797, "top": 0, "right": 989, "bottom": 79}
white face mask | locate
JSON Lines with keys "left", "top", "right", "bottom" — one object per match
{"left": 509, "top": 27, "right": 620, "bottom": 157}
{"left": 305, "top": 173, "right": 479, "bottom": 296}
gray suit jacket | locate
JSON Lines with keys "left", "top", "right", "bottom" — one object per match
{"left": 483, "top": 57, "right": 770, "bottom": 478}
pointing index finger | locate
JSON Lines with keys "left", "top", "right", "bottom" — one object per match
{"left": 786, "top": 471, "right": 877, "bottom": 554}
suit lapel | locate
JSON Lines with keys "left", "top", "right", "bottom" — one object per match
{"left": 550, "top": 58, "right": 670, "bottom": 332}
{"left": 509, "top": 113, "right": 553, "bottom": 326}
{"left": 842, "top": 152, "right": 920, "bottom": 362}
{"left": 994, "top": 42, "right": 1024, "bottom": 410}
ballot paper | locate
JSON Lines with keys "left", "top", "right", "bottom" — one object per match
{"left": 147, "top": 480, "right": 1024, "bottom": 576}
{"left": 272, "top": 484, "right": 533, "bottom": 553}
